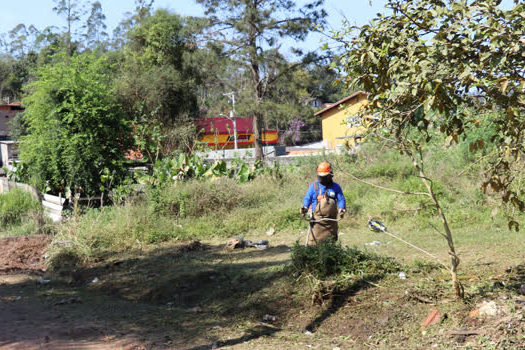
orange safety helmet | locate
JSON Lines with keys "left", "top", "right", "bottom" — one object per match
{"left": 317, "top": 161, "right": 333, "bottom": 176}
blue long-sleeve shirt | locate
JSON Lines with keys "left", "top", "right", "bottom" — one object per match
{"left": 303, "top": 181, "right": 346, "bottom": 210}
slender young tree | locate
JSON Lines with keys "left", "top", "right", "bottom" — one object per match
{"left": 8, "top": 24, "right": 28, "bottom": 58}
{"left": 84, "top": 1, "right": 108, "bottom": 49}
{"left": 336, "top": 0, "right": 525, "bottom": 299}
{"left": 52, "top": 0, "right": 85, "bottom": 56}
{"left": 197, "top": 0, "right": 327, "bottom": 160}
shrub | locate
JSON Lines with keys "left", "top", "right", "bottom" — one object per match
{"left": 19, "top": 52, "right": 131, "bottom": 196}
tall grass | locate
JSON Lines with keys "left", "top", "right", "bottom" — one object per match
{"left": 0, "top": 189, "right": 44, "bottom": 237}
{"left": 49, "top": 138, "right": 524, "bottom": 266}
{"left": 50, "top": 175, "right": 305, "bottom": 261}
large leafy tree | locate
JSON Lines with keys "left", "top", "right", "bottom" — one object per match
{"left": 0, "top": 52, "right": 38, "bottom": 101}
{"left": 19, "top": 52, "right": 131, "bottom": 196}
{"left": 117, "top": 9, "right": 201, "bottom": 159}
{"left": 337, "top": 0, "right": 524, "bottom": 299}
{"left": 260, "top": 55, "right": 318, "bottom": 144}
{"left": 197, "top": 0, "right": 327, "bottom": 160}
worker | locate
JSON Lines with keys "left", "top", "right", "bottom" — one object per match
{"left": 301, "top": 161, "right": 346, "bottom": 245}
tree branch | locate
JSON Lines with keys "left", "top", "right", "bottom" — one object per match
{"left": 341, "top": 170, "right": 431, "bottom": 197}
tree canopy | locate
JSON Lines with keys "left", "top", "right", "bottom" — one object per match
{"left": 0, "top": 0, "right": 346, "bottom": 194}
{"left": 335, "top": 0, "right": 524, "bottom": 298}
{"left": 338, "top": 0, "right": 524, "bottom": 226}
{"left": 198, "top": 0, "right": 327, "bottom": 159}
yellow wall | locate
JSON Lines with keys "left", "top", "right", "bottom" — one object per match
{"left": 320, "top": 95, "right": 368, "bottom": 149}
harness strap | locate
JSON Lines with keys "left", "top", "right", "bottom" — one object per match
{"left": 314, "top": 181, "right": 332, "bottom": 200}
{"left": 314, "top": 181, "right": 322, "bottom": 200}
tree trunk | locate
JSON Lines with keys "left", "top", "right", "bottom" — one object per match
{"left": 248, "top": 1, "right": 263, "bottom": 161}
{"left": 252, "top": 110, "right": 263, "bottom": 160}
{"left": 67, "top": 0, "right": 72, "bottom": 57}
{"left": 412, "top": 155, "right": 464, "bottom": 299}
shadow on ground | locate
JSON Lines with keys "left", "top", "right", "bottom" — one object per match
{"left": 0, "top": 242, "right": 294, "bottom": 349}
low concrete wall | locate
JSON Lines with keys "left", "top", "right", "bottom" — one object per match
{"left": 0, "top": 141, "right": 19, "bottom": 170}
{"left": 0, "top": 178, "right": 40, "bottom": 200}
{"left": 197, "top": 146, "right": 286, "bottom": 161}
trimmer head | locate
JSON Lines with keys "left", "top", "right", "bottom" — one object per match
{"left": 368, "top": 219, "right": 386, "bottom": 232}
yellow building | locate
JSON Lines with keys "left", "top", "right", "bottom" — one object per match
{"left": 314, "top": 91, "right": 369, "bottom": 149}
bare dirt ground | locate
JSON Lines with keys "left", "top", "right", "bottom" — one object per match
{"left": 0, "top": 235, "right": 147, "bottom": 350}
{"left": 0, "top": 235, "right": 51, "bottom": 273}
{"left": 1, "top": 235, "right": 524, "bottom": 349}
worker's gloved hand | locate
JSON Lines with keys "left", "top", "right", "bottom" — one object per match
{"left": 338, "top": 208, "right": 346, "bottom": 219}
{"left": 300, "top": 206, "right": 308, "bottom": 215}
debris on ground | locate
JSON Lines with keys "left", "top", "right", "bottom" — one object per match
{"left": 245, "top": 240, "right": 269, "bottom": 249}
{"left": 263, "top": 314, "right": 277, "bottom": 322}
{"left": 54, "top": 297, "right": 82, "bottom": 305}
{"left": 478, "top": 301, "right": 499, "bottom": 317}
{"left": 225, "top": 236, "right": 269, "bottom": 250}
{"left": 365, "top": 240, "right": 381, "bottom": 246}
{"left": 37, "top": 277, "right": 51, "bottom": 284}
{"left": 226, "top": 238, "right": 243, "bottom": 250}
{"left": 421, "top": 308, "right": 441, "bottom": 330}
{"left": 398, "top": 272, "right": 407, "bottom": 279}
{"left": 266, "top": 226, "right": 276, "bottom": 236}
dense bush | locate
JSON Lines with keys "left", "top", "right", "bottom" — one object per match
{"left": 19, "top": 52, "right": 131, "bottom": 196}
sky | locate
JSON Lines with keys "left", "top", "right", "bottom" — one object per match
{"left": 0, "top": 0, "right": 389, "bottom": 53}
{"left": 0, "top": 0, "right": 516, "bottom": 55}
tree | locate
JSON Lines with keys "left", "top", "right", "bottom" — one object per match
{"left": 8, "top": 24, "right": 29, "bottom": 58}
{"left": 53, "top": 0, "right": 85, "bottom": 56}
{"left": 19, "top": 52, "right": 131, "bottom": 196}
{"left": 84, "top": 1, "right": 108, "bottom": 49}
{"left": 307, "top": 62, "right": 348, "bottom": 103}
{"left": 112, "top": 0, "right": 155, "bottom": 49}
{"left": 0, "top": 52, "right": 38, "bottom": 101}
{"left": 336, "top": 0, "right": 525, "bottom": 299}
{"left": 260, "top": 55, "right": 318, "bottom": 144}
{"left": 0, "top": 57, "right": 14, "bottom": 100}
{"left": 117, "top": 9, "right": 201, "bottom": 159}
{"left": 197, "top": 0, "right": 327, "bottom": 160}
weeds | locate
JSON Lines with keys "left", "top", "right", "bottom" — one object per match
{"left": 47, "top": 139, "right": 523, "bottom": 274}
{"left": 0, "top": 189, "right": 40, "bottom": 226}
{"left": 0, "top": 189, "right": 49, "bottom": 237}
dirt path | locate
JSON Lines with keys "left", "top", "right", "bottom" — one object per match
{"left": 1, "top": 235, "right": 524, "bottom": 350}
{"left": 0, "top": 236, "right": 147, "bottom": 350}
{"left": 0, "top": 274, "right": 148, "bottom": 350}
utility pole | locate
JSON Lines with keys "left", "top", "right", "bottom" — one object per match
{"left": 224, "top": 92, "right": 237, "bottom": 149}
